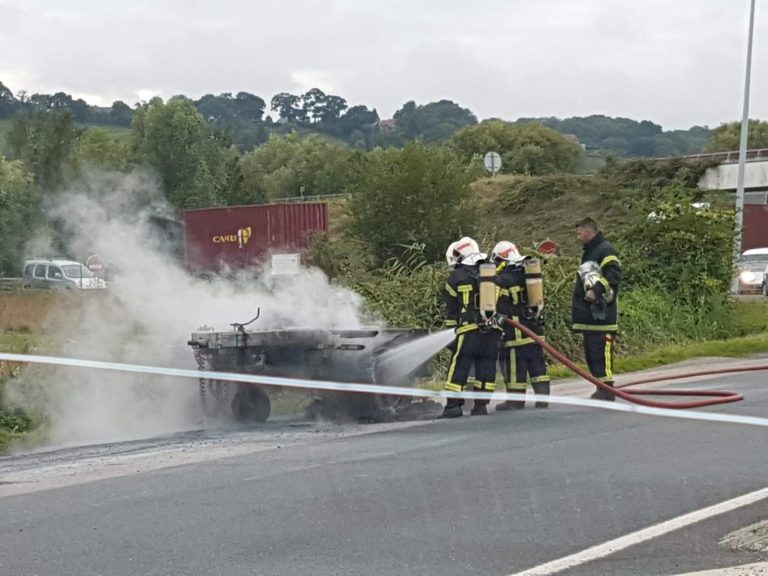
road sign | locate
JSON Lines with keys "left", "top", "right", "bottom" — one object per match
{"left": 484, "top": 151, "right": 502, "bottom": 175}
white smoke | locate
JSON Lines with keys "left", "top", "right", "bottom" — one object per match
{"left": 8, "top": 169, "right": 367, "bottom": 446}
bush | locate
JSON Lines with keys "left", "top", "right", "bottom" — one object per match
{"left": 0, "top": 406, "right": 33, "bottom": 433}
{"left": 452, "top": 121, "right": 582, "bottom": 175}
{"left": 600, "top": 157, "right": 718, "bottom": 189}
{"left": 345, "top": 248, "right": 445, "bottom": 329}
{"left": 617, "top": 183, "right": 735, "bottom": 302}
{"left": 347, "top": 143, "right": 481, "bottom": 265}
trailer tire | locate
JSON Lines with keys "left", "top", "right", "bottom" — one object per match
{"left": 231, "top": 385, "right": 271, "bottom": 424}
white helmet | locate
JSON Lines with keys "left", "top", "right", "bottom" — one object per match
{"left": 461, "top": 252, "right": 487, "bottom": 266}
{"left": 445, "top": 241, "right": 459, "bottom": 266}
{"left": 452, "top": 237, "right": 480, "bottom": 263}
{"left": 491, "top": 241, "right": 523, "bottom": 264}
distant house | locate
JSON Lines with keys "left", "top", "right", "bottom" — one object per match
{"left": 378, "top": 119, "right": 397, "bottom": 131}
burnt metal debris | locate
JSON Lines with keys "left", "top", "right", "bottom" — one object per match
{"left": 188, "top": 324, "right": 439, "bottom": 424}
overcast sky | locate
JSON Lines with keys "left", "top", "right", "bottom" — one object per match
{"left": 0, "top": 0, "right": 764, "bottom": 130}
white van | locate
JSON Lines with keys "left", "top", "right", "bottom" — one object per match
{"left": 22, "top": 258, "right": 107, "bottom": 290}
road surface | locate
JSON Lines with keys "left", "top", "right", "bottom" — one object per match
{"left": 1, "top": 358, "right": 767, "bottom": 575}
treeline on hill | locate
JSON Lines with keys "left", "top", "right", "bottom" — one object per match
{"left": 7, "top": 80, "right": 768, "bottom": 157}
{"left": 0, "top": 99, "right": 593, "bottom": 276}
{"left": 2, "top": 92, "right": 766, "bottom": 283}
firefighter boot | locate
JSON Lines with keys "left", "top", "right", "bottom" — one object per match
{"left": 532, "top": 381, "right": 550, "bottom": 408}
{"left": 589, "top": 382, "right": 616, "bottom": 402}
{"left": 496, "top": 388, "right": 526, "bottom": 411}
{"left": 470, "top": 401, "right": 488, "bottom": 416}
{"left": 439, "top": 398, "right": 464, "bottom": 419}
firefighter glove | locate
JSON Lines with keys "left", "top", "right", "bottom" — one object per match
{"left": 487, "top": 313, "right": 509, "bottom": 330}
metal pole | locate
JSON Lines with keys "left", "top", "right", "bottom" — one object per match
{"left": 735, "top": 0, "right": 756, "bottom": 256}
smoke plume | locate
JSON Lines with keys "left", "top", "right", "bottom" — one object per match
{"left": 8, "top": 169, "right": 366, "bottom": 446}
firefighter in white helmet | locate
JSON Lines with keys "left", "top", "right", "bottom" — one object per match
{"left": 440, "top": 237, "right": 500, "bottom": 418}
{"left": 492, "top": 241, "right": 550, "bottom": 409}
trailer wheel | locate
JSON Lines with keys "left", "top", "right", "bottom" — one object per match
{"left": 231, "top": 385, "right": 271, "bottom": 424}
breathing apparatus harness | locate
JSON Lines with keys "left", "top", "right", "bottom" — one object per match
{"left": 485, "top": 257, "right": 546, "bottom": 330}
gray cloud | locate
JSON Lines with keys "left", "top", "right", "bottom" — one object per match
{"left": 0, "top": 0, "right": 764, "bottom": 128}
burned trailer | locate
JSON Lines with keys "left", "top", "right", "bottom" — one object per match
{"left": 187, "top": 325, "right": 438, "bottom": 423}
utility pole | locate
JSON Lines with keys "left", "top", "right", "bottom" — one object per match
{"left": 735, "top": 0, "right": 756, "bottom": 257}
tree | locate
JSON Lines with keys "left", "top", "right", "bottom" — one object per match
{"left": 301, "top": 88, "right": 327, "bottom": 124}
{"left": 132, "top": 98, "right": 238, "bottom": 208}
{"left": 319, "top": 95, "right": 348, "bottom": 124}
{"left": 271, "top": 92, "right": 304, "bottom": 123}
{"left": 77, "top": 128, "right": 131, "bottom": 171}
{"left": 0, "top": 81, "right": 17, "bottom": 118}
{"left": 109, "top": 100, "right": 134, "bottom": 126}
{"left": 515, "top": 115, "right": 713, "bottom": 158}
{"left": 0, "top": 155, "right": 39, "bottom": 276}
{"left": 233, "top": 91, "right": 265, "bottom": 122}
{"left": 704, "top": 119, "right": 768, "bottom": 152}
{"left": 239, "top": 132, "right": 354, "bottom": 203}
{"left": 391, "top": 99, "right": 477, "bottom": 143}
{"left": 347, "top": 143, "right": 479, "bottom": 264}
{"left": 6, "top": 110, "right": 82, "bottom": 189}
{"left": 452, "top": 120, "right": 581, "bottom": 175}
{"left": 70, "top": 98, "right": 92, "bottom": 122}
{"left": 337, "top": 105, "right": 379, "bottom": 134}
{"left": 195, "top": 93, "right": 236, "bottom": 123}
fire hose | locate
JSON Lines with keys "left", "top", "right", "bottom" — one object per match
{"left": 504, "top": 317, "right": 766, "bottom": 409}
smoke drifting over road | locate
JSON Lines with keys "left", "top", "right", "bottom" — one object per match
{"left": 8, "top": 170, "right": 366, "bottom": 446}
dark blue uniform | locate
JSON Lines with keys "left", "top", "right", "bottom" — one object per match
{"left": 572, "top": 232, "right": 622, "bottom": 398}
{"left": 497, "top": 261, "right": 550, "bottom": 408}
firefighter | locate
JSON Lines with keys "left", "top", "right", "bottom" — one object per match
{"left": 492, "top": 241, "right": 550, "bottom": 410}
{"left": 572, "top": 217, "right": 622, "bottom": 401}
{"left": 440, "top": 237, "right": 500, "bottom": 418}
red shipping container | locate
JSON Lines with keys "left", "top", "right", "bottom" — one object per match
{"left": 184, "top": 203, "right": 328, "bottom": 273}
{"left": 743, "top": 204, "right": 768, "bottom": 251}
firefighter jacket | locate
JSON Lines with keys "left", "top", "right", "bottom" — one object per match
{"left": 496, "top": 261, "right": 545, "bottom": 347}
{"left": 444, "top": 264, "right": 496, "bottom": 335}
{"left": 571, "top": 232, "right": 621, "bottom": 333}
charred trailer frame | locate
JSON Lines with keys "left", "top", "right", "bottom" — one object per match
{"left": 187, "top": 327, "right": 436, "bottom": 423}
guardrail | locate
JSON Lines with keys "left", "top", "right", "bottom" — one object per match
{"left": 0, "top": 278, "right": 22, "bottom": 291}
{"left": 655, "top": 148, "right": 768, "bottom": 164}
{"left": 269, "top": 193, "right": 349, "bottom": 204}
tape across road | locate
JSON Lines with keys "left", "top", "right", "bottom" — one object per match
{"left": 2, "top": 352, "right": 768, "bottom": 428}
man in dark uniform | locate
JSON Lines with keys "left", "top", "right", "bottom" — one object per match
{"left": 492, "top": 241, "right": 550, "bottom": 410}
{"left": 441, "top": 237, "right": 499, "bottom": 418}
{"left": 571, "top": 217, "right": 621, "bottom": 401}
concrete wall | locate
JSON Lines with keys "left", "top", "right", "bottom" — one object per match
{"left": 699, "top": 160, "right": 768, "bottom": 191}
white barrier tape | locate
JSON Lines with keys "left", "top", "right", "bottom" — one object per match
{"left": 2, "top": 352, "right": 768, "bottom": 428}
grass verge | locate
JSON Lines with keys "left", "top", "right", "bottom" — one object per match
{"left": 549, "top": 330, "right": 768, "bottom": 379}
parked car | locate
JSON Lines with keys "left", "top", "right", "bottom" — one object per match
{"left": 736, "top": 247, "right": 768, "bottom": 294}
{"left": 763, "top": 263, "right": 768, "bottom": 297}
{"left": 22, "top": 258, "right": 107, "bottom": 290}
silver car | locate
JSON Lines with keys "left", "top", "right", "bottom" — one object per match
{"left": 22, "top": 259, "right": 107, "bottom": 290}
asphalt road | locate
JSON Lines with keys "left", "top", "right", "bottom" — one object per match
{"left": 1, "top": 368, "right": 767, "bottom": 576}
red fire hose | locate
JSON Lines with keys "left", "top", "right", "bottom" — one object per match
{"left": 505, "top": 318, "right": 767, "bottom": 409}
